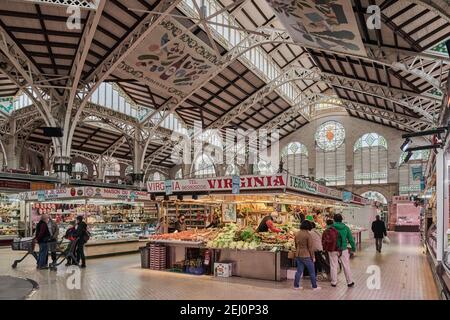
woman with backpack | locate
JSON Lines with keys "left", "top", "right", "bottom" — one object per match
{"left": 293, "top": 220, "right": 321, "bottom": 291}
{"left": 74, "top": 215, "right": 89, "bottom": 268}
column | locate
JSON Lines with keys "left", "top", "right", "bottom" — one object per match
{"left": 132, "top": 131, "right": 144, "bottom": 185}
{"left": 436, "top": 149, "right": 449, "bottom": 262}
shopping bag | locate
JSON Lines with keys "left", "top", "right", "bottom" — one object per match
{"left": 382, "top": 236, "right": 390, "bottom": 244}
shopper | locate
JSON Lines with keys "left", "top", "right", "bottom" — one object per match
{"left": 309, "top": 222, "right": 324, "bottom": 275}
{"left": 47, "top": 217, "right": 59, "bottom": 264}
{"left": 35, "top": 214, "right": 51, "bottom": 269}
{"left": 329, "top": 214, "right": 356, "bottom": 288}
{"left": 74, "top": 215, "right": 88, "bottom": 268}
{"left": 64, "top": 221, "right": 77, "bottom": 266}
{"left": 293, "top": 220, "right": 321, "bottom": 290}
{"left": 174, "top": 214, "right": 187, "bottom": 232}
{"left": 155, "top": 217, "right": 166, "bottom": 234}
{"left": 206, "top": 214, "right": 221, "bottom": 229}
{"left": 256, "top": 212, "right": 281, "bottom": 233}
{"left": 371, "top": 215, "right": 387, "bottom": 253}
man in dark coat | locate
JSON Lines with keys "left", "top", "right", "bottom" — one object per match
{"left": 74, "top": 215, "right": 88, "bottom": 268}
{"left": 371, "top": 215, "right": 387, "bottom": 253}
{"left": 35, "top": 214, "right": 50, "bottom": 269}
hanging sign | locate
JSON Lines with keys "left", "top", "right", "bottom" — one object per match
{"left": 266, "top": 0, "right": 367, "bottom": 56}
{"left": 288, "top": 175, "right": 343, "bottom": 200}
{"left": 147, "top": 175, "right": 287, "bottom": 193}
{"left": 411, "top": 166, "right": 423, "bottom": 181}
{"left": 165, "top": 180, "right": 173, "bottom": 195}
{"left": 37, "top": 190, "right": 45, "bottom": 202}
{"left": 342, "top": 191, "right": 352, "bottom": 203}
{"left": 116, "top": 18, "right": 221, "bottom": 100}
{"left": 232, "top": 175, "right": 240, "bottom": 194}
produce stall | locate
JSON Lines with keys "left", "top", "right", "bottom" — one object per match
{"left": 144, "top": 174, "right": 374, "bottom": 281}
{"left": 19, "top": 187, "right": 159, "bottom": 257}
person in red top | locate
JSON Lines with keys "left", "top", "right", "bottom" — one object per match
{"left": 256, "top": 212, "right": 281, "bottom": 233}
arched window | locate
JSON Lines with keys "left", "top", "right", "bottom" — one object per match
{"left": 104, "top": 158, "right": 121, "bottom": 176}
{"left": 354, "top": 133, "right": 388, "bottom": 184}
{"left": 73, "top": 162, "right": 88, "bottom": 175}
{"left": 281, "top": 142, "right": 308, "bottom": 176}
{"left": 253, "top": 159, "right": 275, "bottom": 175}
{"left": 125, "top": 165, "right": 133, "bottom": 176}
{"left": 148, "top": 171, "right": 165, "bottom": 181}
{"left": 225, "top": 163, "right": 240, "bottom": 176}
{"left": 361, "top": 191, "right": 388, "bottom": 204}
{"left": 192, "top": 154, "right": 216, "bottom": 178}
{"left": 398, "top": 150, "right": 429, "bottom": 195}
{"left": 175, "top": 168, "right": 183, "bottom": 179}
{"left": 315, "top": 121, "right": 346, "bottom": 186}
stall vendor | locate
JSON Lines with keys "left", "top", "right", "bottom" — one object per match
{"left": 206, "top": 214, "right": 221, "bottom": 229}
{"left": 256, "top": 212, "right": 281, "bottom": 233}
{"left": 173, "top": 214, "right": 187, "bottom": 233}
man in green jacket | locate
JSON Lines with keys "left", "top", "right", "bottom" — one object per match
{"left": 329, "top": 214, "right": 355, "bottom": 288}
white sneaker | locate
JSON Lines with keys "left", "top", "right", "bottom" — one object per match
{"left": 293, "top": 286, "right": 304, "bottom": 290}
{"left": 312, "top": 287, "right": 322, "bottom": 291}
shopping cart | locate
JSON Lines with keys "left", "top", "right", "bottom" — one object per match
{"left": 48, "top": 237, "right": 80, "bottom": 271}
{"left": 11, "top": 237, "right": 38, "bottom": 268}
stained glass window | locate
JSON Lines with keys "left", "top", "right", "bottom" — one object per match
{"left": 225, "top": 164, "right": 240, "bottom": 176}
{"left": 175, "top": 168, "right": 183, "bottom": 179}
{"left": 193, "top": 154, "right": 216, "bottom": 178}
{"left": 253, "top": 159, "right": 275, "bottom": 175}
{"left": 148, "top": 171, "right": 165, "bottom": 181}
{"left": 104, "top": 158, "right": 121, "bottom": 177}
{"left": 315, "top": 121, "right": 345, "bottom": 151}
{"left": 281, "top": 142, "right": 308, "bottom": 176}
{"left": 73, "top": 162, "right": 88, "bottom": 175}
{"left": 354, "top": 133, "right": 388, "bottom": 185}
{"left": 361, "top": 191, "right": 387, "bottom": 204}
{"left": 315, "top": 121, "right": 346, "bottom": 186}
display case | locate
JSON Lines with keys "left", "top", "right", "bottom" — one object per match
{"left": 29, "top": 199, "right": 159, "bottom": 243}
{"left": 0, "top": 194, "right": 23, "bottom": 240}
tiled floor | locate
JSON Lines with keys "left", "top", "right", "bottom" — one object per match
{"left": 0, "top": 232, "right": 439, "bottom": 300}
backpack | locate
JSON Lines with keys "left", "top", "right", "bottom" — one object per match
{"left": 83, "top": 230, "right": 91, "bottom": 243}
{"left": 322, "top": 227, "right": 338, "bottom": 252}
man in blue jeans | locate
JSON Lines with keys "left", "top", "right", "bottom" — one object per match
{"left": 35, "top": 214, "right": 50, "bottom": 269}
{"left": 293, "top": 220, "right": 321, "bottom": 290}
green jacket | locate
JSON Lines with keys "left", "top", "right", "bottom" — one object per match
{"left": 333, "top": 222, "right": 356, "bottom": 252}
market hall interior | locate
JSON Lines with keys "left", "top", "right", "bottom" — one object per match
{"left": 0, "top": 232, "right": 438, "bottom": 300}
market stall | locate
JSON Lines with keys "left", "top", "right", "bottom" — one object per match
{"left": 143, "top": 174, "right": 374, "bottom": 281}
{"left": 19, "top": 187, "right": 159, "bottom": 257}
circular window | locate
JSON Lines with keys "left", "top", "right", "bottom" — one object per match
{"left": 315, "top": 121, "right": 345, "bottom": 151}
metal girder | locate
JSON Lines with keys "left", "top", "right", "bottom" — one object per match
{"left": 340, "top": 99, "right": 432, "bottom": 131}
{"left": 66, "top": 0, "right": 182, "bottom": 155}
{"left": 209, "top": 67, "right": 317, "bottom": 129}
{"left": 102, "top": 136, "right": 126, "bottom": 158}
{"left": 25, "top": 142, "right": 47, "bottom": 156}
{"left": 256, "top": 27, "right": 449, "bottom": 93}
{"left": 62, "top": 0, "right": 106, "bottom": 144}
{"left": 321, "top": 72, "right": 438, "bottom": 122}
{"left": 17, "top": 0, "right": 99, "bottom": 9}
{"left": 0, "top": 121, "right": 10, "bottom": 136}
{"left": 72, "top": 150, "right": 100, "bottom": 163}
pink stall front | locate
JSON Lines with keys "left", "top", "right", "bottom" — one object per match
{"left": 389, "top": 195, "right": 420, "bottom": 232}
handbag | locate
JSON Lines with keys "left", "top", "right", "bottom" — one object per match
{"left": 382, "top": 236, "right": 390, "bottom": 244}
